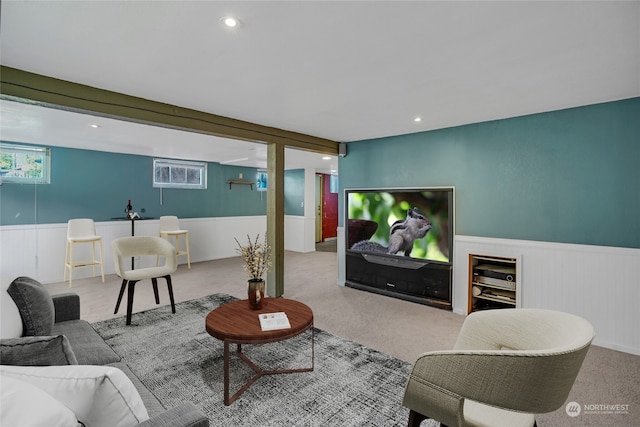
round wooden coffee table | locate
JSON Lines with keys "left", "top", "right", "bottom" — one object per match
{"left": 205, "top": 298, "right": 314, "bottom": 405}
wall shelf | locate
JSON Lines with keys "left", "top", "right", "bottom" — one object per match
{"left": 227, "top": 180, "right": 254, "bottom": 190}
{"left": 468, "top": 253, "right": 520, "bottom": 313}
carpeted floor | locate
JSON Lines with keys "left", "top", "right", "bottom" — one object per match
{"left": 315, "top": 240, "right": 337, "bottom": 253}
{"left": 47, "top": 249, "right": 639, "bottom": 427}
{"left": 92, "top": 293, "right": 438, "bottom": 426}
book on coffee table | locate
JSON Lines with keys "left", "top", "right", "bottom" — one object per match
{"left": 258, "top": 312, "right": 291, "bottom": 331}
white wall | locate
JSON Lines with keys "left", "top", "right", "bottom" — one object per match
{"left": 0, "top": 215, "right": 317, "bottom": 285}
{"left": 453, "top": 235, "right": 640, "bottom": 355}
{"left": 284, "top": 215, "right": 316, "bottom": 253}
{"left": 286, "top": 167, "right": 318, "bottom": 254}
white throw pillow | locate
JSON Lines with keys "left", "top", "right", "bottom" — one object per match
{"left": 1, "top": 284, "right": 23, "bottom": 338}
{"left": 0, "top": 375, "right": 80, "bottom": 427}
{"left": 0, "top": 365, "right": 149, "bottom": 427}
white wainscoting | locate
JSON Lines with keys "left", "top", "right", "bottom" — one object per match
{"left": 0, "top": 215, "right": 318, "bottom": 286}
{"left": 337, "top": 226, "right": 346, "bottom": 286}
{"left": 453, "top": 235, "right": 640, "bottom": 355}
{"left": 284, "top": 215, "right": 316, "bottom": 253}
{"left": 5, "top": 222, "right": 637, "bottom": 354}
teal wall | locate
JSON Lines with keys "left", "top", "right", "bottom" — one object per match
{"left": 339, "top": 98, "right": 640, "bottom": 249}
{"left": 0, "top": 145, "right": 306, "bottom": 225}
{"left": 284, "top": 169, "right": 305, "bottom": 216}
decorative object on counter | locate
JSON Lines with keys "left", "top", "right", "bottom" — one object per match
{"left": 125, "top": 199, "right": 133, "bottom": 218}
{"left": 235, "top": 234, "right": 271, "bottom": 310}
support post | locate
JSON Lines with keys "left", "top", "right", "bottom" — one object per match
{"left": 266, "top": 143, "right": 285, "bottom": 297}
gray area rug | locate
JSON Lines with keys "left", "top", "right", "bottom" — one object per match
{"left": 92, "top": 294, "right": 438, "bottom": 426}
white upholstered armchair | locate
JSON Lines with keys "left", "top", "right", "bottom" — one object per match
{"left": 403, "top": 308, "right": 594, "bottom": 427}
{"left": 112, "top": 236, "right": 178, "bottom": 326}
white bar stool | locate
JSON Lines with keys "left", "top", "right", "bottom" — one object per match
{"left": 158, "top": 216, "right": 190, "bottom": 269}
{"left": 64, "top": 218, "right": 105, "bottom": 287}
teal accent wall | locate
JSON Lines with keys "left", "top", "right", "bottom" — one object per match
{"left": 339, "top": 98, "right": 640, "bottom": 249}
{"left": 0, "top": 145, "right": 305, "bottom": 225}
{"left": 284, "top": 169, "right": 305, "bottom": 216}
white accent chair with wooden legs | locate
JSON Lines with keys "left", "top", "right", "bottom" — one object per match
{"left": 112, "top": 236, "right": 178, "bottom": 326}
{"left": 158, "top": 215, "right": 190, "bottom": 269}
{"left": 403, "top": 308, "right": 594, "bottom": 427}
{"left": 64, "top": 218, "right": 105, "bottom": 288}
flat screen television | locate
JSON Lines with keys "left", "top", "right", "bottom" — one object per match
{"left": 346, "top": 187, "right": 453, "bottom": 264}
{"left": 345, "top": 187, "right": 454, "bottom": 309}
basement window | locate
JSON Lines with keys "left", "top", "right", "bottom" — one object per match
{"left": 0, "top": 143, "right": 51, "bottom": 184}
{"left": 153, "top": 158, "right": 207, "bottom": 189}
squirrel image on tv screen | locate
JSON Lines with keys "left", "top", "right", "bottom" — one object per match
{"left": 351, "top": 207, "right": 432, "bottom": 256}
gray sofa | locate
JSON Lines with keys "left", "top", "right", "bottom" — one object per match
{"left": 1, "top": 276, "right": 209, "bottom": 427}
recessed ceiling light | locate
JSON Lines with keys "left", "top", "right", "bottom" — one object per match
{"left": 89, "top": 124, "right": 100, "bottom": 128}
{"left": 222, "top": 16, "right": 240, "bottom": 28}
{"left": 322, "top": 156, "right": 332, "bottom": 160}
{"left": 414, "top": 117, "right": 422, "bottom": 123}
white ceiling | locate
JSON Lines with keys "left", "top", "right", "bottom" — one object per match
{"left": 1, "top": 1, "right": 639, "bottom": 173}
{"left": 0, "top": 100, "right": 338, "bottom": 172}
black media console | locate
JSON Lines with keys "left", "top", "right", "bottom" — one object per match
{"left": 345, "top": 251, "right": 452, "bottom": 310}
